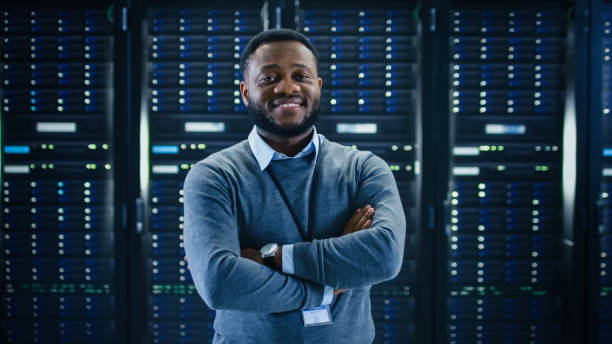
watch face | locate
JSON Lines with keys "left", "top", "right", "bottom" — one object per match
{"left": 261, "top": 243, "right": 278, "bottom": 257}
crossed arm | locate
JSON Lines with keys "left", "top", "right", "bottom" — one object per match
{"left": 186, "top": 206, "right": 375, "bottom": 296}
{"left": 229, "top": 205, "right": 375, "bottom": 295}
{"left": 183, "top": 155, "right": 405, "bottom": 313}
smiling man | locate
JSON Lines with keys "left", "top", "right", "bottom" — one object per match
{"left": 183, "top": 29, "right": 406, "bottom": 344}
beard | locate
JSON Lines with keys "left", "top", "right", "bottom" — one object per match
{"left": 246, "top": 97, "right": 320, "bottom": 138}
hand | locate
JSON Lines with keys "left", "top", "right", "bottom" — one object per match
{"left": 342, "top": 205, "right": 375, "bottom": 235}
{"left": 241, "top": 248, "right": 264, "bottom": 265}
{"left": 334, "top": 289, "right": 347, "bottom": 295}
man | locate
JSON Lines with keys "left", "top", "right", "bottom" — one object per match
{"left": 183, "top": 28, "right": 406, "bottom": 344}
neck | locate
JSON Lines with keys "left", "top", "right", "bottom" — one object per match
{"left": 256, "top": 127, "right": 314, "bottom": 157}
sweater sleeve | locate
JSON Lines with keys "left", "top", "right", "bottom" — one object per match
{"left": 183, "top": 162, "right": 326, "bottom": 312}
{"left": 291, "top": 154, "right": 406, "bottom": 289}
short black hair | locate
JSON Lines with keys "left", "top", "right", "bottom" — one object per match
{"left": 240, "top": 28, "right": 319, "bottom": 76}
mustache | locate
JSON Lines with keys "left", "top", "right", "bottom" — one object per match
{"left": 271, "top": 94, "right": 306, "bottom": 104}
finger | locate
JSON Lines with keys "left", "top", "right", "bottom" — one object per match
{"left": 353, "top": 213, "right": 370, "bottom": 231}
{"left": 355, "top": 206, "right": 374, "bottom": 228}
{"left": 358, "top": 205, "right": 372, "bottom": 218}
{"left": 348, "top": 207, "right": 366, "bottom": 224}
{"left": 359, "top": 219, "right": 372, "bottom": 230}
{"left": 347, "top": 206, "right": 371, "bottom": 232}
{"left": 343, "top": 207, "right": 366, "bottom": 234}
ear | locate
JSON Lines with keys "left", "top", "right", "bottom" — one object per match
{"left": 317, "top": 77, "right": 322, "bottom": 89}
{"left": 240, "top": 81, "right": 248, "bottom": 106}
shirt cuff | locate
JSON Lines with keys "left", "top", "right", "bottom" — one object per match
{"left": 322, "top": 285, "right": 334, "bottom": 305}
{"left": 281, "top": 244, "right": 294, "bottom": 274}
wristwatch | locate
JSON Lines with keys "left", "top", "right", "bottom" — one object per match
{"left": 260, "top": 243, "right": 279, "bottom": 269}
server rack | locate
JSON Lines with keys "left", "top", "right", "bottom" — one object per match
{"left": 0, "top": 2, "right": 126, "bottom": 343}
{"left": 295, "top": 1, "right": 424, "bottom": 342}
{"left": 441, "top": 1, "right": 572, "bottom": 343}
{"left": 589, "top": 1, "right": 612, "bottom": 343}
{"left": 138, "top": 1, "right": 265, "bottom": 343}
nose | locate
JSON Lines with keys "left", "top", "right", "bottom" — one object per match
{"left": 274, "top": 77, "right": 300, "bottom": 95}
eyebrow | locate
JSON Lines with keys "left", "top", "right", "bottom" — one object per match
{"left": 260, "top": 63, "right": 313, "bottom": 73}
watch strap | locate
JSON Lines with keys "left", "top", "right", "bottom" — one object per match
{"left": 263, "top": 255, "right": 276, "bottom": 269}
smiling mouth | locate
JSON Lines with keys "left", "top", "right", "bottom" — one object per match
{"left": 272, "top": 97, "right": 305, "bottom": 110}
{"left": 276, "top": 103, "right": 302, "bottom": 109}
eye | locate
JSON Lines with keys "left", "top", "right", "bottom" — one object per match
{"left": 296, "top": 73, "right": 310, "bottom": 80}
{"left": 260, "top": 74, "right": 277, "bottom": 83}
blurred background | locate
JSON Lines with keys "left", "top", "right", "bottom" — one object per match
{"left": 0, "top": 0, "right": 608, "bottom": 343}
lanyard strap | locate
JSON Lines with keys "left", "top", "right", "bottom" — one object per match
{"left": 266, "top": 155, "right": 319, "bottom": 242}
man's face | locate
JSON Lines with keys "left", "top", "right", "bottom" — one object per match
{"left": 240, "top": 41, "right": 322, "bottom": 138}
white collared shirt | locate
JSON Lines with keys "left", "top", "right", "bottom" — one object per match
{"left": 248, "top": 125, "right": 320, "bottom": 171}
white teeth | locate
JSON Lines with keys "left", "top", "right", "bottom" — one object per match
{"left": 278, "top": 103, "right": 300, "bottom": 108}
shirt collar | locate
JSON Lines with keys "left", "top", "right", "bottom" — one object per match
{"left": 248, "top": 126, "right": 320, "bottom": 171}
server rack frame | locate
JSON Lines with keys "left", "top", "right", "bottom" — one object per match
{"left": 429, "top": 1, "right": 453, "bottom": 343}
{"left": 560, "top": 1, "right": 589, "bottom": 342}
{"left": 416, "top": 3, "right": 438, "bottom": 343}
{"left": 112, "top": 1, "right": 131, "bottom": 343}
{"left": 125, "top": 0, "right": 148, "bottom": 342}
{"left": 415, "top": 1, "right": 449, "bottom": 344}
{"left": 0, "top": 1, "right": 129, "bottom": 343}
{"left": 436, "top": 1, "right": 581, "bottom": 343}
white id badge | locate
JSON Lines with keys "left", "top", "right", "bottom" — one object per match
{"left": 301, "top": 305, "right": 332, "bottom": 326}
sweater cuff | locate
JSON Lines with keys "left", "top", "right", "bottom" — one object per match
{"left": 302, "top": 280, "right": 326, "bottom": 309}
{"left": 281, "top": 244, "right": 294, "bottom": 274}
{"left": 322, "top": 285, "right": 334, "bottom": 305}
{"left": 292, "top": 241, "right": 318, "bottom": 283}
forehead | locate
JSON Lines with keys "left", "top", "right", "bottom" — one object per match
{"left": 248, "top": 41, "right": 317, "bottom": 71}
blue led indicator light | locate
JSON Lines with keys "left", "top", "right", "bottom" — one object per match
{"left": 4, "top": 146, "right": 30, "bottom": 154}
{"left": 152, "top": 145, "right": 179, "bottom": 154}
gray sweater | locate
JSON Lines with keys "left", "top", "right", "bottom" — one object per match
{"left": 183, "top": 135, "right": 406, "bottom": 344}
